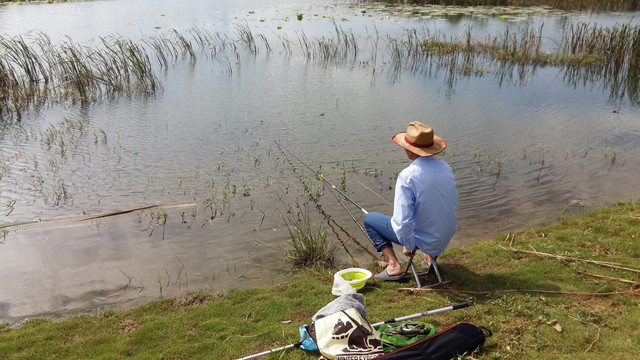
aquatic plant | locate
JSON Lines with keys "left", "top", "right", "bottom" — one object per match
{"left": 372, "top": 0, "right": 639, "bottom": 12}
{"left": 388, "top": 21, "right": 640, "bottom": 105}
{"left": 3, "top": 13, "right": 640, "bottom": 122}
{"left": 560, "top": 22, "right": 640, "bottom": 104}
{"left": 280, "top": 201, "right": 337, "bottom": 269}
{"left": 296, "top": 20, "right": 358, "bottom": 64}
{"left": 0, "top": 32, "right": 160, "bottom": 121}
{"left": 142, "top": 206, "right": 168, "bottom": 239}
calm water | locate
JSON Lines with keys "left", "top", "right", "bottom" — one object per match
{"left": 1, "top": 0, "right": 639, "bottom": 324}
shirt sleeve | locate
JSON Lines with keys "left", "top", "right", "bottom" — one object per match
{"left": 391, "top": 174, "right": 416, "bottom": 251}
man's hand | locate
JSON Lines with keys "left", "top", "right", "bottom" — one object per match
{"left": 402, "top": 246, "right": 415, "bottom": 257}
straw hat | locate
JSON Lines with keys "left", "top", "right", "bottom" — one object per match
{"left": 391, "top": 121, "right": 446, "bottom": 157}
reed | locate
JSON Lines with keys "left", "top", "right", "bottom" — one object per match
{"left": 142, "top": 206, "right": 168, "bottom": 240}
{"left": 389, "top": 20, "right": 640, "bottom": 104}
{"left": 376, "top": 0, "right": 639, "bottom": 12}
{"left": 280, "top": 201, "right": 337, "bottom": 269}
{"left": 296, "top": 21, "right": 359, "bottom": 64}
{"left": 236, "top": 23, "right": 258, "bottom": 55}
{"left": 0, "top": 226, "right": 8, "bottom": 244}
{"left": 4, "top": 14, "right": 638, "bottom": 121}
{"left": 403, "top": 20, "right": 639, "bottom": 71}
{"left": 0, "top": 32, "right": 160, "bottom": 121}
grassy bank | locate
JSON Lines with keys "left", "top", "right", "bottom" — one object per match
{"left": 1, "top": 202, "right": 639, "bottom": 359}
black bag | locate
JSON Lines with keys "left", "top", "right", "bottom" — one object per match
{"left": 372, "top": 322, "right": 491, "bottom": 360}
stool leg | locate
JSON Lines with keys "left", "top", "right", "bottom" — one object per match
{"left": 403, "top": 254, "right": 445, "bottom": 288}
{"left": 403, "top": 254, "right": 415, "bottom": 277}
{"left": 429, "top": 254, "right": 443, "bottom": 286}
{"left": 410, "top": 261, "right": 423, "bottom": 288}
{"left": 402, "top": 255, "right": 425, "bottom": 287}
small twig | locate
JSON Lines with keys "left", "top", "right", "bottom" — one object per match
{"left": 398, "top": 287, "right": 640, "bottom": 297}
{"left": 507, "top": 232, "right": 515, "bottom": 248}
{"left": 584, "top": 322, "right": 601, "bottom": 353}
{"left": 568, "top": 315, "right": 601, "bottom": 353}
{"left": 577, "top": 271, "right": 640, "bottom": 287}
{"left": 499, "top": 245, "right": 640, "bottom": 274}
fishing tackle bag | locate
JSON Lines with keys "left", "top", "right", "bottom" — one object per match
{"left": 372, "top": 322, "right": 491, "bottom": 360}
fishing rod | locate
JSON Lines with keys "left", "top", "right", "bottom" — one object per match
{"left": 275, "top": 140, "right": 378, "bottom": 250}
{"left": 275, "top": 140, "right": 368, "bottom": 215}
{"left": 370, "top": 302, "right": 472, "bottom": 328}
{"left": 236, "top": 339, "right": 304, "bottom": 360}
{"left": 237, "top": 302, "right": 472, "bottom": 360}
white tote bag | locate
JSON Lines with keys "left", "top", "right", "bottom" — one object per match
{"left": 308, "top": 307, "right": 384, "bottom": 360}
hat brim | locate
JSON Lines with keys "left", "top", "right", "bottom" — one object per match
{"left": 391, "top": 131, "right": 447, "bottom": 157}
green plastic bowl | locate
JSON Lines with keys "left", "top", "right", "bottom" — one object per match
{"left": 335, "top": 268, "right": 372, "bottom": 290}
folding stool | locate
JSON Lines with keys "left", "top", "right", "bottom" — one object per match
{"left": 402, "top": 253, "right": 445, "bottom": 288}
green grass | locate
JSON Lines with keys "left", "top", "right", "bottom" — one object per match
{"left": 1, "top": 202, "right": 639, "bottom": 359}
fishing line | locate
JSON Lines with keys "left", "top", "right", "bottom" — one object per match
{"left": 355, "top": 179, "right": 393, "bottom": 207}
{"left": 275, "top": 140, "right": 369, "bottom": 215}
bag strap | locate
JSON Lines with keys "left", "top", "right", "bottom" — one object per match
{"left": 479, "top": 326, "right": 493, "bottom": 338}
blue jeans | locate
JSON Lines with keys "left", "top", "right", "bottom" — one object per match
{"left": 363, "top": 212, "right": 401, "bottom": 252}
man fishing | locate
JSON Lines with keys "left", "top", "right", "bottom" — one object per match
{"left": 363, "top": 121, "right": 458, "bottom": 281}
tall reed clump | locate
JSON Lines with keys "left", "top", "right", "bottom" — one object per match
{"left": 560, "top": 22, "right": 640, "bottom": 103}
{"left": 380, "top": 0, "right": 639, "bottom": 12}
{"left": 296, "top": 20, "right": 358, "bottom": 65}
{"left": 280, "top": 201, "right": 337, "bottom": 269}
{"left": 395, "top": 21, "right": 640, "bottom": 103}
{"left": 0, "top": 32, "right": 160, "bottom": 122}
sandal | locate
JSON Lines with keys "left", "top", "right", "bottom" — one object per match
{"left": 374, "top": 268, "right": 406, "bottom": 281}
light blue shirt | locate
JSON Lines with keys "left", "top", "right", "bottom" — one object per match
{"left": 391, "top": 156, "right": 458, "bottom": 256}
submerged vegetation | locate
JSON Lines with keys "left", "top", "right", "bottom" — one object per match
{"left": 0, "top": 202, "right": 638, "bottom": 359}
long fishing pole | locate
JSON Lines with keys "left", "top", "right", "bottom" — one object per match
{"left": 237, "top": 341, "right": 300, "bottom": 360}
{"left": 370, "top": 302, "right": 472, "bottom": 328}
{"left": 275, "top": 140, "right": 368, "bottom": 215}
{"left": 236, "top": 302, "right": 472, "bottom": 360}
{"left": 324, "top": 181, "right": 377, "bottom": 250}
{"left": 275, "top": 140, "right": 377, "bottom": 250}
